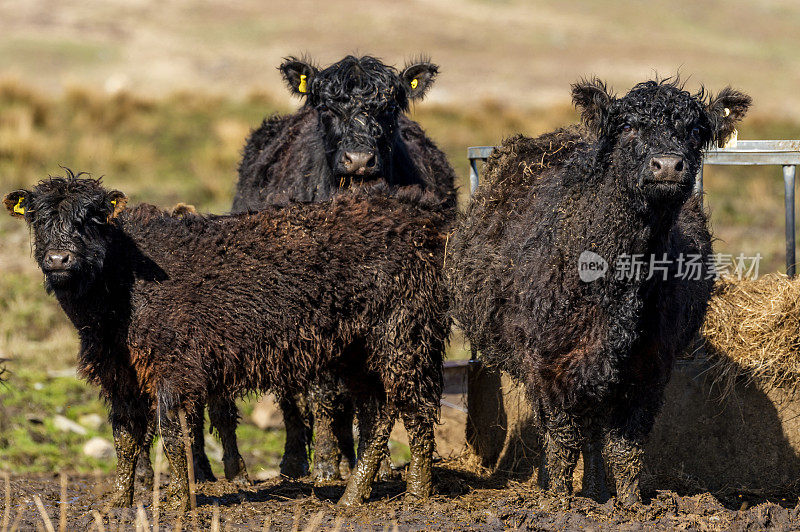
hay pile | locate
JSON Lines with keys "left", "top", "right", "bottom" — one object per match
{"left": 702, "top": 273, "right": 800, "bottom": 393}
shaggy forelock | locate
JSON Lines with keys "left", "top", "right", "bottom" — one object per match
{"left": 28, "top": 171, "right": 110, "bottom": 229}
{"left": 310, "top": 55, "right": 407, "bottom": 111}
{"left": 609, "top": 78, "right": 711, "bottom": 138}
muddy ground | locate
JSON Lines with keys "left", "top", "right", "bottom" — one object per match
{"left": 5, "top": 458, "right": 800, "bottom": 531}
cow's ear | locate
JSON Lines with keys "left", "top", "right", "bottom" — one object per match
{"left": 706, "top": 87, "right": 751, "bottom": 145}
{"left": 279, "top": 57, "right": 318, "bottom": 97}
{"left": 401, "top": 60, "right": 438, "bottom": 100}
{"left": 3, "top": 189, "right": 30, "bottom": 219}
{"left": 572, "top": 78, "right": 615, "bottom": 134}
{"left": 106, "top": 190, "right": 127, "bottom": 221}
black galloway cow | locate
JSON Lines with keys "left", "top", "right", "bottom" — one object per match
{"left": 447, "top": 78, "right": 750, "bottom": 505}
{"left": 232, "top": 55, "right": 457, "bottom": 481}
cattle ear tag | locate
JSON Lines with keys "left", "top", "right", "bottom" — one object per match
{"left": 298, "top": 74, "right": 308, "bottom": 93}
{"left": 410, "top": 78, "right": 419, "bottom": 90}
{"left": 13, "top": 197, "right": 25, "bottom": 215}
{"left": 111, "top": 199, "right": 117, "bottom": 206}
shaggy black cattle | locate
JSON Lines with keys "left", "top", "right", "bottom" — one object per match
{"left": 447, "top": 78, "right": 750, "bottom": 505}
{"left": 232, "top": 54, "right": 457, "bottom": 481}
{"left": 5, "top": 175, "right": 449, "bottom": 510}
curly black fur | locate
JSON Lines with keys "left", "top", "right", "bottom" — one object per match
{"left": 6, "top": 176, "right": 450, "bottom": 509}
{"left": 447, "top": 78, "right": 750, "bottom": 505}
{"left": 233, "top": 55, "right": 455, "bottom": 211}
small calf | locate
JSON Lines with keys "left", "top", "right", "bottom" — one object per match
{"left": 5, "top": 174, "right": 449, "bottom": 509}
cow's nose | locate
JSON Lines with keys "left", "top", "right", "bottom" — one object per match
{"left": 44, "top": 250, "right": 74, "bottom": 271}
{"left": 649, "top": 156, "right": 685, "bottom": 182}
{"left": 340, "top": 151, "right": 378, "bottom": 176}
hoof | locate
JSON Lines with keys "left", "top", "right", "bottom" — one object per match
{"left": 194, "top": 455, "right": 217, "bottom": 483}
{"left": 224, "top": 456, "right": 249, "bottom": 483}
{"left": 313, "top": 462, "right": 342, "bottom": 484}
{"left": 164, "top": 494, "right": 191, "bottom": 513}
{"left": 280, "top": 456, "right": 309, "bottom": 479}
{"left": 614, "top": 494, "right": 644, "bottom": 510}
{"left": 164, "top": 488, "right": 190, "bottom": 512}
{"left": 108, "top": 490, "right": 133, "bottom": 509}
{"left": 193, "top": 466, "right": 217, "bottom": 483}
{"left": 336, "top": 491, "right": 364, "bottom": 507}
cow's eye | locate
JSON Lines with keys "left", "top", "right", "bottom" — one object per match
{"left": 690, "top": 127, "right": 701, "bottom": 139}
{"left": 622, "top": 124, "right": 632, "bottom": 133}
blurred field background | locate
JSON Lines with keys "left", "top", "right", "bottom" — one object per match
{"left": 0, "top": 0, "right": 798, "bottom": 475}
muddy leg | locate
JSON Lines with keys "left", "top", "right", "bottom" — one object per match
{"left": 339, "top": 401, "right": 395, "bottom": 506}
{"left": 310, "top": 380, "right": 343, "bottom": 482}
{"left": 109, "top": 400, "right": 147, "bottom": 508}
{"left": 109, "top": 423, "right": 141, "bottom": 507}
{"left": 538, "top": 406, "right": 580, "bottom": 496}
{"left": 278, "top": 392, "right": 311, "bottom": 478}
{"left": 356, "top": 398, "right": 391, "bottom": 480}
{"left": 192, "top": 402, "right": 216, "bottom": 483}
{"left": 135, "top": 421, "right": 155, "bottom": 490}
{"left": 400, "top": 410, "right": 435, "bottom": 499}
{"left": 604, "top": 433, "right": 644, "bottom": 507}
{"left": 158, "top": 399, "right": 191, "bottom": 512}
{"left": 209, "top": 396, "right": 248, "bottom": 484}
{"left": 581, "top": 425, "right": 610, "bottom": 502}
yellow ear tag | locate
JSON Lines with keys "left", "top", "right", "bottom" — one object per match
{"left": 298, "top": 74, "right": 308, "bottom": 93}
{"left": 13, "top": 197, "right": 25, "bottom": 215}
{"left": 111, "top": 199, "right": 117, "bottom": 206}
{"left": 410, "top": 78, "right": 419, "bottom": 90}
{"left": 724, "top": 107, "right": 731, "bottom": 117}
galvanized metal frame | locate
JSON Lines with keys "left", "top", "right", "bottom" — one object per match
{"left": 468, "top": 140, "right": 800, "bottom": 276}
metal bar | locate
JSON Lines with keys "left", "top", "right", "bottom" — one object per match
{"left": 469, "top": 158, "right": 479, "bottom": 194}
{"left": 784, "top": 165, "right": 796, "bottom": 277}
{"left": 696, "top": 164, "right": 704, "bottom": 193}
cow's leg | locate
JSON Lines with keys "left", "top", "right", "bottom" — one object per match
{"left": 209, "top": 396, "right": 248, "bottom": 484}
{"left": 355, "top": 397, "right": 392, "bottom": 480}
{"left": 278, "top": 392, "right": 310, "bottom": 478}
{"left": 604, "top": 432, "right": 644, "bottom": 507}
{"left": 109, "top": 399, "right": 147, "bottom": 508}
{"left": 310, "top": 378, "right": 343, "bottom": 482}
{"left": 539, "top": 404, "right": 580, "bottom": 496}
{"left": 191, "top": 402, "right": 216, "bottom": 483}
{"left": 158, "top": 397, "right": 191, "bottom": 512}
{"left": 400, "top": 408, "right": 435, "bottom": 500}
{"left": 339, "top": 400, "right": 395, "bottom": 506}
{"left": 135, "top": 420, "right": 155, "bottom": 490}
{"left": 604, "top": 374, "right": 666, "bottom": 507}
{"left": 332, "top": 394, "right": 356, "bottom": 479}
{"left": 581, "top": 423, "right": 610, "bottom": 502}
{"left": 604, "top": 394, "right": 661, "bottom": 506}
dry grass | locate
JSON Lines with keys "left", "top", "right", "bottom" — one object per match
{"left": 2, "top": 0, "right": 800, "bottom": 118}
{"left": 703, "top": 273, "right": 800, "bottom": 395}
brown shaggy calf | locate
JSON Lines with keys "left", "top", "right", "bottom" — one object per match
{"left": 4, "top": 175, "right": 449, "bottom": 510}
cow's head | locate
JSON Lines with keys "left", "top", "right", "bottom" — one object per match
{"left": 4, "top": 171, "right": 126, "bottom": 294}
{"left": 572, "top": 77, "right": 751, "bottom": 204}
{"left": 280, "top": 55, "right": 438, "bottom": 183}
